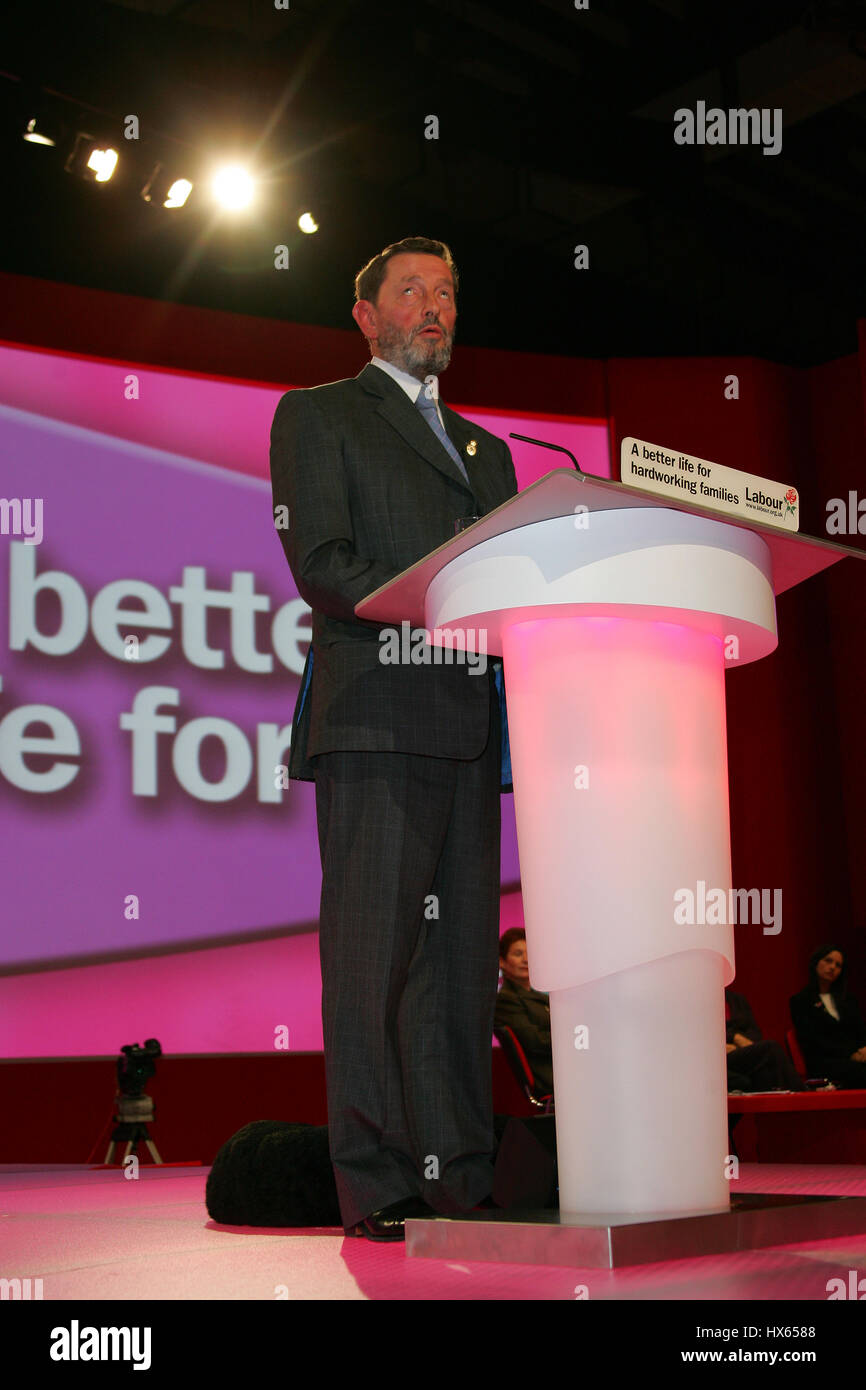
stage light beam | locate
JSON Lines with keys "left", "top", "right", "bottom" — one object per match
{"left": 65, "top": 133, "right": 120, "bottom": 183}
{"left": 142, "top": 164, "right": 193, "bottom": 209}
{"left": 87, "top": 146, "right": 118, "bottom": 182}
{"left": 23, "top": 118, "right": 56, "bottom": 147}
{"left": 165, "top": 179, "right": 193, "bottom": 209}
{"left": 212, "top": 165, "right": 255, "bottom": 211}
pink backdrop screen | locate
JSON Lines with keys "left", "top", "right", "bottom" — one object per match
{"left": 0, "top": 342, "right": 607, "bottom": 1055}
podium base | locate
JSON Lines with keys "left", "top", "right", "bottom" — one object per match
{"left": 405, "top": 1194, "right": 866, "bottom": 1269}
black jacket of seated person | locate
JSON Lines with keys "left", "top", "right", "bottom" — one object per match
{"left": 494, "top": 976, "right": 553, "bottom": 1096}
{"left": 790, "top": 944, "right": 866, "bottom": 1089}
{"left": 725, "top": 989, "right": 806, "bottom": 1092}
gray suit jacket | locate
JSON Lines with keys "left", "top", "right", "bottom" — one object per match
{"left": 269, "top": 362, "right": 518, "bottom": 781}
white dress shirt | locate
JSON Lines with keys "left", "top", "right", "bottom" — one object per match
{"left": 370, "top": 355, "right": 445, "bottom": 428}
{"left": 819, "top": 992, "right": 840, "bottom": 1021}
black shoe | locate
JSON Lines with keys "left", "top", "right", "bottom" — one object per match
{"left": 348, "top": 1196, "right": 435, "bottom": 1242}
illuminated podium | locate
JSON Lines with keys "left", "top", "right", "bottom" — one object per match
{"left": 356, "top": 468, "right": 866, "bottom": 1266}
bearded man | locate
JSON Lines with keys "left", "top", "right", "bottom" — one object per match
{"left": 270, "top": 236, "right": 517, "bottom": 1239}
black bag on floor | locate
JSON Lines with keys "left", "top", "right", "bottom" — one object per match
{"left": 206, "top": 1120, "right": 341, "bottom": 1227}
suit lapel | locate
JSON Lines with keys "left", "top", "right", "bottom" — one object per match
{"left": 358, "top": 363, "right": 474, "bottom": 495}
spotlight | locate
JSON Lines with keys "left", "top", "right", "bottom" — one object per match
{"left": 298, "top": 211, "right": 319, "bottom": 234}
{"left": 65, "top": 131, "right": 119, "bottom": 183}
{"left": 19, "top": 92, "right": 64, "bottom": 148}
{"left": 164, "top": 178, "right": 192, "bottom": 209}
{"left": 211, "top": 164, "right": 255, "bottom": 211}
{"left": 141, "top": 162, "right": 193, "bottom": 209}
{"left": 22, "top": 115, "right": 59, "bottom": 147}
{"left": 88, "top": 148, "right": 118, "bottom": 183}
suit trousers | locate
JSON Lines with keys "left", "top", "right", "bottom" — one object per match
{"left": 313, "top": 679, "right": 502, "bottom": 1231}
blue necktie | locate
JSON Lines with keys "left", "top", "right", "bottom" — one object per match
{"left": 415, "top": 387, "right": 470, "bottom": 484}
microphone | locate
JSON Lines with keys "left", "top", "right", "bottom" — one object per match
{"left": 508, "top": 433, "right": 582, "bottom": 472}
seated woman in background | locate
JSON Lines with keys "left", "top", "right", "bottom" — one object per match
{"left": 790, "top": 943, "right": 866, "bottom": 1089}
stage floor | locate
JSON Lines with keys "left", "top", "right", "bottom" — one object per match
{"left": 2, "top": 1162, "right": 866, "bottom": 1301}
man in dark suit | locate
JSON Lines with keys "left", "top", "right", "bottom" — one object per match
{"left": 269, "top": 236, "right": 518, "bottom": 1238}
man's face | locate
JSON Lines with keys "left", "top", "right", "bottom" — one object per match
{"left": 354, "top": 253, "right": 457, "bottom": 380}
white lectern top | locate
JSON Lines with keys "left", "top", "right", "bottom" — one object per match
{"left": 357, "top": 468, "right": 866, "bottom": 627}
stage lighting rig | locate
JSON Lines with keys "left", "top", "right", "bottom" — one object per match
{"left": 65, "top": 131, "right": 119, "bottom": 183}
{"left": 141, "top": 162, "right": 193, "bottom": 209}
{"left": 16, "top": 87, "right": 66, "bottom": 150}
{"left": 22, "top": 115, "right": 61, "bottom": 147}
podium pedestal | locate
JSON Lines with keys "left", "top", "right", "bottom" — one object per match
{"left": 357, "top": 469, "right": 866, "bottom": 1261}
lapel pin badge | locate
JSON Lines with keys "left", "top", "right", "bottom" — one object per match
{"left": 466, "top": 440, "right": 477, "bottom": 456}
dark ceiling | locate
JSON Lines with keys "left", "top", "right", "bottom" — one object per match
{"left": 2, "top": 0, "right": 865, "bottom": 366}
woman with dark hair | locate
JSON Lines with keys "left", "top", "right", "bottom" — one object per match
{"left": 790, "top": 944, "right": 866, "bottom": 1089}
